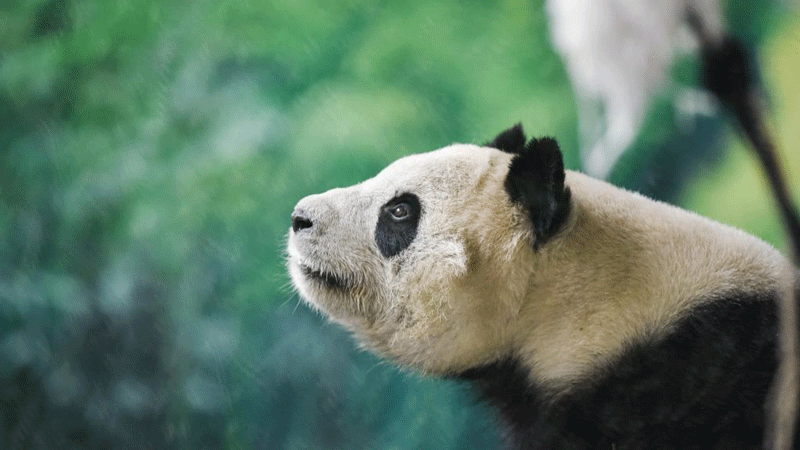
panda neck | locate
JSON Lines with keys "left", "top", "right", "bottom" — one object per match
{"left": 509, "top": 171, "right": 789, "bottom": 389}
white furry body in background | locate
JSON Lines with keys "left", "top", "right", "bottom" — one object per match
{"left": 546, "top": 0, "right": 724, "bottom": 178}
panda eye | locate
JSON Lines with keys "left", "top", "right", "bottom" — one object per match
{"left": 388, "top": 203, "right": 411, "bottom": 221}
{"left": 376, "top": 193, "right": 421, "bottom": 258}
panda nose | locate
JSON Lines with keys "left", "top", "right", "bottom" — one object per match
{"left": 291, "top": 210, "right": 313, "bottom": 232}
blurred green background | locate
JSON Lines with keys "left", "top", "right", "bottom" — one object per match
{"left": 1, "top": 1, "right": 798, "bottom": 449}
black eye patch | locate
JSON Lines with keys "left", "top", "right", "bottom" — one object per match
{"left": 375, "top": 193, "right": 422, "bottom": 258}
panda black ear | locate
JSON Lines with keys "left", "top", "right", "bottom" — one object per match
{"left": 485, "top": 123, "right": 527, "bottom": 154}
{"left": 504, "top": 137, "right": 571, "bottom": 249}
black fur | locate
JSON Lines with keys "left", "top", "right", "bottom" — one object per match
{"left": 458, "top": 294, "right": 782, "bottom": 450}
{"left": 500, "top": 131, "right": 571, "bottom": 249}
{"left": 486, "top": 123, "right": 527, "bottom": 154}
{"left": 375, "top": 193, "right": 422, "bottom": 258}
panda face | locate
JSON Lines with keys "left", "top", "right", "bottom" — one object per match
{"left": 287, "top": 144, "right": 542, "bottom": 373}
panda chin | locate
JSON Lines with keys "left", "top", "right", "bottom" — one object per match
{"left": 300, "top": 264, "right": 350, "bottom": 291}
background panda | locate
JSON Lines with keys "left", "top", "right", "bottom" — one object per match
{"left": 287, "top": 124, "right": 798, "bottom": 450}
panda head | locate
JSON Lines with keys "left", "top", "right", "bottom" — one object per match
{"left": 287, "top": 124, "right": 571, "bottom": 374}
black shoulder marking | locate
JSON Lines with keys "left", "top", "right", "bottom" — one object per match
{"left": 375, "top": 193, "right": 422, "bottom": 258}
{"left": 457, "top": 293, "right": 781, "bottom": 450}
{"left": 486, "top": 123, "right": 527, "bottom": 154}
{"left": 459, "top": 359, "right": 606, "bottom": 449}
{"left": 504, "top": 137, "right": 571, "bottom": 249}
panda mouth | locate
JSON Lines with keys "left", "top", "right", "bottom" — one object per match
{"left": 300, "top": 264, "right": 349, "bottom": 290}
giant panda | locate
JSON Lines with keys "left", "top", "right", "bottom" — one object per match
{"left": 286, "top": 124, "right": 798, "bottom": 450}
